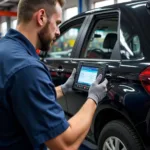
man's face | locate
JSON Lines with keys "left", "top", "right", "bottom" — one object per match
{"left": 38, "top": 2, "right": 62, "bottom": 52}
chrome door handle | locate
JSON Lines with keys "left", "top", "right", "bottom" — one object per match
{"left": 50, "top": 68, "right": 64, "bottom": 72}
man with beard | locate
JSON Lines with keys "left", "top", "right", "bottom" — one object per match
{"left": 0, "top": 0, "right": 108, "bottom": 150}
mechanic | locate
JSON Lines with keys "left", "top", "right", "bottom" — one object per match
{"left": 0, "top": 0, "right": 108, "bottom": 150}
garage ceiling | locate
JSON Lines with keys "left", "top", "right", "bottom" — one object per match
{"left": 0, "top": 0, "right": 18, "bottom": 10}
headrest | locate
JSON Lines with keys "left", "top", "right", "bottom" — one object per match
{"left": 103, "top": 33, "right": 117, "bottom": 49}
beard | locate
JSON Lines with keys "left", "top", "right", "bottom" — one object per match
{"left": 38, "top": 22, "right": 52, "bottom": 52}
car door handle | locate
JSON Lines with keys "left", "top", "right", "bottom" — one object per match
{"left": 51, "top": 68, "right": 65, "bottom": 72}
{"left": 58, "top": 68, "right": 65, "bottom": 72}
{"left": 50, "top": 68, "right": 64, "bottom": 71}
{"left": 50, "top": 68, "right": 66, "bottom": 77}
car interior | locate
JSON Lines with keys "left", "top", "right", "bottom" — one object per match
{"left": 85, "top": 18, "right": 118, "bottom": 59}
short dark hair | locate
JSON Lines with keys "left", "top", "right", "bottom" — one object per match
{"left": 17, "top": 0, "right": 65, "bottom": 24}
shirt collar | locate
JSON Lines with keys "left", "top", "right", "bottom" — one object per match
{"left": 5, "top": 28, "right": 40, "bottom": 60}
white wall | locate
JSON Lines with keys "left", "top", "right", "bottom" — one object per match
{"left": 63, "top": 0, "right": 78, "bottom": 9}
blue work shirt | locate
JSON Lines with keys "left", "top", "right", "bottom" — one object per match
{"left": 0, "top": 29, "right": 69, "bottom": 150}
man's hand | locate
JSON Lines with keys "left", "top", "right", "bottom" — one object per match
{"left": 61, "top": 68, "right": 76, "bottom": 95}
{"left": 88, "top": 74, "right": 108, "bottom": 105}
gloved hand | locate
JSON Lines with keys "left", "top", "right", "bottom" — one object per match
{"left": 88, "top": 74, "right": 108, "bottom": 105}
{"left": 61, "top": 68, "right": 76, "bottom": 95}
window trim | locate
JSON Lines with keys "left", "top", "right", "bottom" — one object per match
{"left": 78, "top": 10, "right": 121, "bottom": 61}
{"left": 73, "top": 15, "right": 94, "bottom": 58}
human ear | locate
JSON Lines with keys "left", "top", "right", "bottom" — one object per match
{"left": 36, "top": 9, "right": 47, "bottom": 26}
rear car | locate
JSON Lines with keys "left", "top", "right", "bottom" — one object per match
{"left": 43, "top": 1, "right": 150, "bottom": 149}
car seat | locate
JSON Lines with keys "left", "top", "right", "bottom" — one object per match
{"left": 103, "top": 33, "right": 117, "bottom": 59}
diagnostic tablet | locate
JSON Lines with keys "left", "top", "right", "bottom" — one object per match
{"left": 73, "top": 62, "right": 108, "bottom": 92}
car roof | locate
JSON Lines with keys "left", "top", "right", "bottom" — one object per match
{"left": 69, "top": 0, "right": 148, "bottom": 19}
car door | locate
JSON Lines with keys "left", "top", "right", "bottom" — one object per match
{"left": 45, "top": 16, "right": 89, "bottom": 112}
{"left": 65, "top": 11, "right": 121, "bottom": 115}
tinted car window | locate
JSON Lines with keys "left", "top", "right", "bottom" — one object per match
{"left": 80, "top": 17, "right": 118, "bottom": 59}
{"left": 120, "top": 5, "right": 145, "bottom": 60}
{"left": 120, "top": 26, "right": 143, "bottom": 60}
{"left": 47, "top": 22, "right": 84, "bottom": 58}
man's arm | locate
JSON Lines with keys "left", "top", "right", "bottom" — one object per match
{"left": 11, "top": 65, "right": 107, "bottom": 150}
{"left": 55, "top": 86, "right": 64, "bottom": 99}
{"left": 45, "top": 98, "right": 96, "bottom": 150}
{"left": 10, "top": 66, "right": 71, "bottom": 147}
{"left": 45, "top": 77, "right": 108, "bottom": 150}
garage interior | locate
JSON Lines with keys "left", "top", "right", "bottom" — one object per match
{"left": 0, "top": 0, "right": 148, "bottom": 150}
{"left": 0, "top": 0, "right": 133, "bottom": 37}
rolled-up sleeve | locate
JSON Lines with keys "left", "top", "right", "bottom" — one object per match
{"left": 10, "top": 65, "right": 69, "bottom": 146}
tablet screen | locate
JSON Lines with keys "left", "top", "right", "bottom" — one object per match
{"left": 78, "top": 66, "right": 98, "bottom": 86}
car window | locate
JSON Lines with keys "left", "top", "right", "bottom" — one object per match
{"left": 47, "top": 21, "right": 84, "bottom": 58}
{"left": 120, "top": 15, "right": 143, "bottom": 60}
{"left": 80, "top": 17, "right": 118, "bottom": 59}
